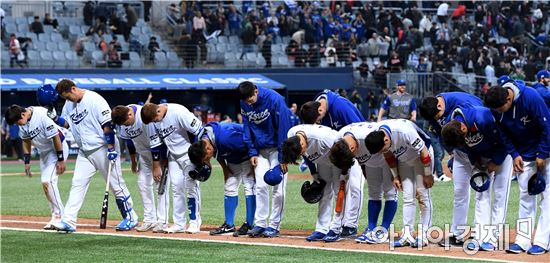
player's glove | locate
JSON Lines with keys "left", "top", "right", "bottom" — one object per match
{"left": 107, "top": 148, "right": 118, "bottom": 161}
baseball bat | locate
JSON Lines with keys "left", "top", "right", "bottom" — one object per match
{"left": 158, "top": 164, "right": 168, "bottom": 195}
{"left": 335, "top": 180, "right": 345, "bottom": 213}
{"left": 99, "top": 161, "right": 113, "bottom": 229}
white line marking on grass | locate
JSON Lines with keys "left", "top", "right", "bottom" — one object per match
{"left": 0, "top": 226, "right": 516, "bottom": 263}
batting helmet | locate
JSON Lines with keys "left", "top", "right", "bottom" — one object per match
{"left": 470, "top": 169, "right": 491, "bottom": 192}
{"left": 447, "top": 158, "right": 454, "bottom": 174}
{"left": 36, "top": 84, "right": 59, "bottom": 107}
{"left": 264, "top": 165, "right": 284, "bottom": 186}
{"left": 188, "top": 164, "right": 212, "bottom": 182}
{"left": 301, "top": 178, "right": 326, "bottom": 204}
{"left": 528, "top": 172, "right": 546, "bottom": 196}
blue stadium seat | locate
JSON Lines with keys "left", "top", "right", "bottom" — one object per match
{"left": 129, "top": 52, "right": 142, "bottom": 68}
{"left": 5, "top": 24, "right": 17, "bottom": 35}
{"left": 218, "top": 36, "right": 228, "bottom": 44}
{"left": 244, "top": 52, "right": 257, "bottom": 67}
{"left": 17, "top": 23, "right": 29, "bottom": 32}
{"left": 46, "top": 42, "right": 58, "bottom": 51}
{"left": 65, "top": 50, "right": 80, "bottom": 68}
{"left": 153, "top": 52, "right": 168, "bottom": 68}
{"left": 32, "top": 41, "right": 45, "bottom": 51}
{"left": 58, "top": 42, "right": 70, "bottom": 51}
{"left": 15, "top": 17, "right": 27, "bottom": 25}
{"left": 38, "top": 33, "right": 50, "bottom": 42}
{"left": 24, "top": 32, "right": 38, "bottom": 42}
{"left": 91, "top": 51, "right": 107, "bottom": 67}
{"left": 1, "top": 50, "right": 10, "bottom": 65}
{"left": 228, "top": 35, "right": 240, "bottom": 44}
{"left": 166, "top": 51, "right": 182, "bottom": 68}
{"left": 4, "top": 16, "right": 15, "bottom": 25}
{"left": 44, "top": 25, "right": 55, "bottom": 34}
{"left": 215, "top": 44, "right": 226, "bottom": 63}
{"left": 40, "top": 51, "right": 54, "bottom": 68}
{"left": 51, "top": 32, "right": 63, "bottom": 42}
{"left": 53, "top": 51, "right": 67, "bottom": 68}
{"left": 27, "top": 50, "right": 41, "bottom": 67}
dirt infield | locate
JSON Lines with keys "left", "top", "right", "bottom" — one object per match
{"left": 1, "top": 215, "right": 547, "bottom": 262}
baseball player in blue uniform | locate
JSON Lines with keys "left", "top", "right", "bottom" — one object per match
{"left": 48, "top": 79, "right": 138, "bottom": 232}
{"left": 237, "top": 81, "right": 292, "bottom": 238}
{"left": 111, "top": 105, "right": 170, "bottom": 233}
{"left": 484, "top": 81, "right": 550, "bottom": 255}
{"left": 188, "top": 122, "right": 256, "bottom": 237}
{"left": 328, "top": 122, "right": 398, "bottom": 244}
{"left": 140, "top": 102, "right": 203, "bottom": 234}
{"left": 419, "top": 91, "right": 485, "bottom": 246}
{"left": 440, "top": 106, "right": 513, "bottom": 251}
{"left": 365, "top": 119, "right": 435, "bottom": 248}
{"left": 300, "top": 89, "right": 365, "bottom": 238}
{"left": 533, "top": 70, "right": 550, "bottom": 108}
{"left": 4, "top": 103, "right": 69, "bottom": 230}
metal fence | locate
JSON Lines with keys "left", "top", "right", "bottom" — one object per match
{"left": 386, "top": 72, "right": 491, "bottom": 97}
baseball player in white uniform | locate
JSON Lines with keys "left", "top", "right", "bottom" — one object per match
{"left": 365, "top": 119, "right": 435, "bottom": 248}
{"left": 4, "top": 104, "right": 69, "bottom": 230}
{"left": 111, "top": 104, "right": 170, "bottom": 233}
{"left": 282, "top": 124, "right": 363, "bottom": 242}
{"left": 330, "top": 122, "right": 397, "bottom": 244}
{"left": 50, "top": 79, "right": 138, "bottom": 232}
{"left": 140, "top": 102, "right": 202, "bottom": 234}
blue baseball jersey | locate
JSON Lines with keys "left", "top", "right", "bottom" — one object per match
{"left": 450, "top": 106, "right": 509, "bottom": 165}
{"left": 430, "top": 92, "right": 484, "bottom": 136}
{"left": 532, "top": 82, "right": 550, "bottom": 109}
{"left": 314, "top": 90, "right": 365, "bottom": 130}
{"left": 240, "top": 87, "right": 292, "bottom": 161}
{"left": 200, "top": 122, "right": 249, "bottom": 165}
{"left": 491, "top": 82, "right": 550, "bottom": 161}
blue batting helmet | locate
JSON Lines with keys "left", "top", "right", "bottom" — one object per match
{"left": 447, "top": 158, "right": 454, "bottom": 174}
{"left": 497, "top": 75, "right": 513, "bottom": 86}
{"left": 396, "top": 79, "right": 406, "bottom": 86}
{"left": 528, "top": 172, "right": 546, "bottom": 196}
{"left": 36, "top": 84, "right": 59, "bottom": 106}
{"left": 536, "top": 70, "right": 550, "bottom": 81}
{"left": 264, "top": 165, "right": 284, "bottom": 186}
{"left": 188, "top": 164, "right": 212, "bottom": 182}
{"left": 470, "top": 169, "right": 491, "bottom": 192}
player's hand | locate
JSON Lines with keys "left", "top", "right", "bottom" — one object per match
{"left": 55, "top": 161, "right": 66, "bottom": 175}
{"left": 392, "top": 176, "right": 402, "bottom": 191}
{"left": 423, "top": 175, "right": 434, "bottom": 188}
{"left": 24, "top": 164, "right": 32, "bottom": 177}
{"left": 513, "top": 156, "right": 524, "bottom": 173}
{"left": 107, "top": 148, "right": 118, "bottom": 161}
{"left": 280, "top": 163, "right": 288, "bottom": 174}
{"left": 535, "top": 158, "right": 546, "bottom": 171}
{"left": 250, "top": 156, "right": 258, "bottom": 167}
{"left": 487, "top": 161, "right": 497, "bottom": 174}
{"left": 47, "top": 107, "right": 57, "bottom": 119}
{"left": 131, "top": 160, "right": 138, "bottom": 174}
{"left": 153, "top": 166, "right": 162, "bottom": 182}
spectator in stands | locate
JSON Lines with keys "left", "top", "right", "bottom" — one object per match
{"left": 357, "top": 58, "right": 369, "bottom": 83}
{"left": 261, "top": 34, "right": 272, "bottom": 68}
{"left": 240, "top": 22, "right": 256, "bottom": 59}
{"left": 325, "top": 42, "right": 337, "bottom": 67}
{"left": 366, "top": 32, "right": 380, "bottom": 60}
{"left": 168, "top": 3, "right": 183, "bottom": 24}
{"left": 365, "top": 91, "right": 377, "bottom": 121}
{"left": 294, "top": 44, "right": 307, "bottom": 67}
{"left": 43, "top": 13, "right": 59, "bottom": 31}
{"left": 16, "top": 37, "right": 31, "bottom": 67}
{"left": 107, "top": 44, "right": 122, "bottom": 68}
{"left": 350, "top": 90, "right": 363, "bottom": 111}
{"left": 193, "top": 11, "right": 206, "bottom": 36}
{"left": 388, "top": 51, "right": 402, "bottom": 73}
{"left": 373, "top": 61, "right": 388, "bottom": 89}
{"left": 437, "top": 2, "right": 449, "bottom": 23}
{"left": 308, "top": 43, "right": 320, "bottom": 67}
{"left": 124, "top": 3, "right": 138, "bottom": 31}
{"left": 87, "top": 17, "right": 106, "bottom": 36}
{"left": 98, "top": 34, "right": 108, "bottom": 55}
{"left": 9, "top": 34, "right": 24, "bottom": 68}
{"left": 109, "top": 35, "right": 122, "bottom": 51}
{"left": 4, "top": 123, "right": 23, "bottom": 161}
{"left": 83, "top": 1, "right": 95, "bottom": 26}
{"left": 148, "top": 36, "right": 161, "bottom": 61}
{"left": 227, "top": 4, "right": 240, "bottom": 35}
{"left": 29, "top": 16, "right": 44, "bottom": 35}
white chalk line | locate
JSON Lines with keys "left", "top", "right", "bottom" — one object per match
{"left": 0, "top": 221, "right": 517, "bottom": 263}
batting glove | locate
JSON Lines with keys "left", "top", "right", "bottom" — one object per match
{"left": 107, "top": 148, "right": 118, "bottom": 161}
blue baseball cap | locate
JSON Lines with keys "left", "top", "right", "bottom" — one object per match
{"left": 470, "top": 170, "right": 491, "bottom": 192}
{"left": 497, "top": 75, "right": 513, "bottom": 86}
{"left": 528, "top": 171, "right": 546, "bottom": 195}
{"left": 396, "top": 79, "right": 406, "bottom": 86}
{"left": 536, "top": 70, "right": 550, "bottom": 81}
{"left": 264, "top": 165, "right": 284, "bottom": 186}
{"left": 36, "top": 84, "right": 59, "bottom": 106}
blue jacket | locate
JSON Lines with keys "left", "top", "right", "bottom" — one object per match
{"left": 451, "top": 106, "right": 509, "bottom": 165}
{"left": 532, "top": 82, "right": 550, "bottom": 109}
{"left": 492, "top": 82, "right": 550, "bottom": 161}
{"left": 203, "top": 122, "right": 250, "bottom": 165}
{"left": 314, "top": 90, "right": 365, "bottom": 130}
{"left": 429, "top": 92, "right": 484, "bottom": 137}
{"left": 241, "top": 87, "right": 292, "bottom": 161}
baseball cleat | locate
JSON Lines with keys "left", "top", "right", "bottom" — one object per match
{"left": 438, "top": 175, "right": 452, "bottom": 182}
{"left": 527, "top": 245, "right": 547, "bottom": 255}
{"left": 136, "top": 222, "right": 156, "bottom": 232}
{"left": 247, "top": 226, "right": 266, "bottom": 237}
{"left": 356, "top": 230, "right": 376, "bottom": 244}
{"left": 186, "top": 220, "right": 201, "bottom": 234}
{"left": 210, "top": 223, "right": 235, "bottom": 235}
{"left": 44, "top": 215, "right": 61, "bottom": 230}
{"left": 505, "top": 243, "right": 525, "bottom": 254}
{"left": 393, "top": 237, "right": 411, "bottom": 247}
{"left": 262, "top": 227, "right": 280, "bottom": 238}
{"left": 323, "top": 230, "right": 342, "bottom": 242}
{"left": 164, "top": 224, "right": 186, "bottom": 234}
{"left": 233, "top": 223, "right": 251, "bottom": 237}
{"left": 152, "top": 224, "right": 168, "bottom": 233}
{"left": 479, "top": 242, "right": 495, "bottom": 251}
{"left": 52, "top": 221, "right": 75, "bottom": 233}
{"left": 438, "top": 236, "right": 465, "bottom": 247}
{"left": 116, "top": 218, "right": 138, "bottom": 231}
{"left": 341, "top": 226, "right": 358, "bottom": 238}
{"left": 466, "top": 242, "right": 477, "bottom": 250}
{"left": 306, "top": 231, "right": 326, "bottom": 242}
{"left": 411, "top": 237, "right": 428, "bottom": 248}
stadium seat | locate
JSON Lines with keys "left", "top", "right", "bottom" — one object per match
{"left": 228, "top": 35, "right": 240, "bottom": 44}
{"left": 23, "top": 32, "right": 38, "bottom": 42}
{"left": 131, "top": 27, "right": 141, "bottom": 38}
{"left": 154, "top": 52, "right": 168, "bottom": 68}
{"left": 256, "top": 56, "right": 266, "bottom": 68}
{"left": 166, "top": 51, "right": 182, "bottom": 68}
{"left": 83, "top": 41, "right": 97, "bottom": 62}
{"left": 215, "top": 44, "right": 226, "bottom": 63}
{"left": 15, "top": 17, "right": 27, "bottom": 25}
{"left": 129, "top": 52, "right": 142, "bottom": 68}
{"left": 218, "top": 36, "right": 228, "bottom": 44}
{"left": 40, "top": 51, "right": 54, "bottom": 68}
{"left": 5, "top": 24, "right": 17, "bottom": 35}
{"left": 58, "top": 42, "right": 70, "bottom": 51}
{"left": 91, "top": 51, "right": 107, "bottom": 67}
{"left": 69, "top": 25, "right": 81, "bottom": 40}
{"left": 44, "top": 25, "right": 55, "bottom": 34}
{"left": 52, "top": 51, "right": 67, "bottom": 68}
{"left": 17, "top": 23, "right": 30, "bottom": 33}
{"left": 27, "top": 50, "right": 41, "bottom": 67}
{"left": 244, "top": 53, "right": 257, "bottom": 67}
{"left": 4, "top": 17, "right": 15, "bottom": 25}
{"left": 1, "top": 50, "right": 10, "bottom": 65}
{"left": 206, "top": 43, "right": 217, "bottom": 63}
{"left": 32, "top": 42, "right": 45, "bottom": 51}
{"left": 65, "top": 50, "right": 80, "bottom": 68}
{"left": 278, "top": 56, "right": 290, "bottom": 68}
{"left": 45, "top": 42, "right": 58, "bottom": 51}
{"left": 38, "top": 33, "right": 50, "bottom": 42}
{"left": 51, "top": 33, "right": 63, "bottom": 42}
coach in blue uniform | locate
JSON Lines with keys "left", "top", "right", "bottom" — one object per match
{"left": 237, "top": 81, "right": 292, "bottom": 238}
{"left": 532, "top": 70, "right": 550, "bottom": 108}
{"left": 188, "top": 122, "right": 256, "bottom": 237}
{"left": 419, "top": 91, "right": 484, "bottom": 246}
{"left": 485, "top": 80, "right": 550, "bottom": 255}
{"left": 441, "top": 106, "right": 513, "bottom": 251}
{"left": 300, "top": 89, "right": 366, "bottom": 238}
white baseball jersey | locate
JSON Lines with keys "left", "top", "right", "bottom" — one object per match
{"left": 287, "top": 124, "right": 337, "bottom": 165}
{"left": 337, "top": 122, "right": 386, "bottom": 167}
{"left": 19, "top": 107, "right": 63, "bottom": 153}
{"left": 151, "top": 103, "right": 201, "bottom": 157}
{"left": 116, "top": 105, "right": 157, "bottom": 154}
{"left": 61, "top": 90, "right": 111, "bottom": 152}
{"left": 379, "top": 119, "right": 429, "bottom": 164}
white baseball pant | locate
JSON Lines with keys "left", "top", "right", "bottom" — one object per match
{"left": 253, "top": 148, "right": 287, "bottom": 230}
{"left": 136, "top": 152, "right": 170, "bottom": 225}
{"left": 225, "top": 161, "right": 255, "bottom": 197}
{"left": 314, "top": 163, "right": 339, "bottom": 234}
{"left": 330, "top": 160, "right": 364, "bottom": 233}
{"left": 40, "top": 141, "right": 69, "bottom": 218}
{"left": 168, "top": 153, "right": 201, "bottom": 228}
{"left": 365, "top": 165, "right": 397, "bottom": 201}
{"left": 450, "top": 150, "right": 473, "bottom": 238}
